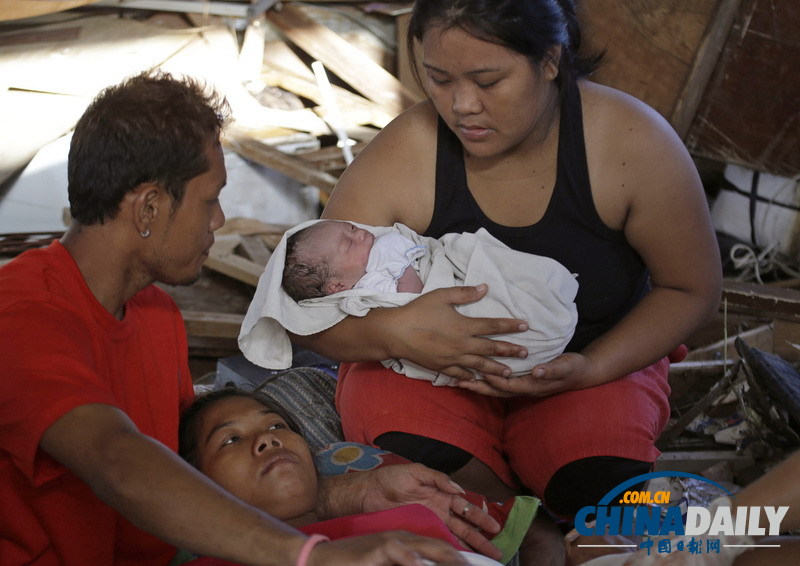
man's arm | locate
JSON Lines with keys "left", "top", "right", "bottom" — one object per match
{"left": 41, "top": 403, "right": 471, "bottom": 566}
{"left": 41, "top": 403, "right": 304, "bottom": 565}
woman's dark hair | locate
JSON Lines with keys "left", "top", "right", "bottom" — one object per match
{"left": 407, "top": 0, "right": 603, "bottom": 92}
{"left": 178, "top": 387, "right": 301, "bottom": 469}
{"left": 67, "top": 69, "right": 230, "bottom": 225}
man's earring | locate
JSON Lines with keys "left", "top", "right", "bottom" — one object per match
{"left": 140, "top": 229, "right": 150, "bottom": 238}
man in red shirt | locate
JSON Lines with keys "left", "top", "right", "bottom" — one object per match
{"left": 0, "top": 71, "right": 499, "bottom": 566}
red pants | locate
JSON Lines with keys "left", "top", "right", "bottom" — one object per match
{"left": 336, "top": 357, "right": 673, "bottom": 498}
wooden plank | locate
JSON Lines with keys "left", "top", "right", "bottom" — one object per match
{"left": 684, "top": 323, "right": 773, "bottom": 362}
{"left": 211, "top": 234, "right": 241, "bottom": 256}
{"left": 263, "top": 38, "right": 315, "bottom": 80}
{"left": 722, "top": 280, "right": 800, "bottom": 323}
{"left": 262, "top": 68, "right": 394, "bottom": 128}
{"left": 238, "top": 234, "right": 272, "bottom": 267}
{"left": 0, "top": 26, "right": 81, "bottom": 46}
{"left": 685, "top": 0, "right": 800, "bottom": 176}
{"left": 0, "top": 0, "right": 99, "bottom": 22}
{"left": 182, "top": 310, "right": 244, "bottom": 339}
{"left": 579, "top": 0, "right": 721, "bottom": 124}
{"left": 216, "top": 217, "right": 292, "bottom": 241}
{"left": 157, "top": 25, "right": 329, "bottom": 136}
{"left": 669, "top": 0, "right": 743, "bottom": 137}
{"left": 223, "top": 132, "right": 338, "bottom": 196}
{"left": 299, "top": 142, "right": 367, "bottom": 172}
{"left": 204, "top": 237, "right": 264, "bottom": 287}
{"left": 204, "top": 251, "right": 263, "bottom": 287}
{"left": 266, "top": 3, "right": 419, "bottom": 116}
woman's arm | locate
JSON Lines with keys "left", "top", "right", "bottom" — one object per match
{"left": 294, "top": 102, "right": 530, "bottom": 381}
{"left": 459, "top": 83, "right": 722, "bottom": 397}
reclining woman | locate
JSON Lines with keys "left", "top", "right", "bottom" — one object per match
{"left": 177, "top": 388, "right": 543, "bottom": 565}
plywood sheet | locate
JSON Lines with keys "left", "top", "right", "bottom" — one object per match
{"left": 0, "top": 0, "right": 100, "bottom": 22}
{"left": 685, "top": 0, "right": 800, "bottom": 176}
{"left": 579, "top": 0, "right": 723, "bottom": 125}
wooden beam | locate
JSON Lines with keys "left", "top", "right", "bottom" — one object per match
{"left": 204, "top": 238, "right": 264, "bottom": 287}
{"left": 182, "top": 310, "right": 244, "bottom": 340}
{"left": 224, "top": 133, "right": 338, "bottom": 196}
{"left": 670, "top": 0, "right": 744, "bottom": 138}
{"left": 266, "top": 4, "right": 419, "bottom": 116}
{"left": 300, "top": 142, "right": 367, "bottom": 172}
{"left": 684, "top": 323, "right": 773, "bottom": 362}
{"left": 262, "top": 69, "right": 394, "bottom": 128}
{"left": 238, "top": 235, "right": 273, "bottom": 267}
{"left": 1, "top": 0, "right": 100, "bottom": 22}
{"left": 722, "top": 280, "right": 800, "bottom": 323}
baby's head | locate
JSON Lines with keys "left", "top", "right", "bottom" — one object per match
{"left": 179, "top": 388, "right": 319, "bottom": 525}
{"left": 283, "top": 220, "right": 375, "bottom": 301}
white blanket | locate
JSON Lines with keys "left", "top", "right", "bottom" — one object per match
{"left": 239, "top": 220, "right": 578, "bottom": 386}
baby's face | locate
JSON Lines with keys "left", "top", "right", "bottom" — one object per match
{"left": 314, "top": 221, "right": 375, "bottom": 290}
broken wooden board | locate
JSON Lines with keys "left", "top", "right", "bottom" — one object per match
{"left": 685, "top": 0, "right": 800, "bottom": 177}
{"left": 266, "top": 3, "right": 419, "bottom": 116}
{"left": 182, "top": 310, "right": 244, "bottom": 340}
{"left": 722, "top": 280, "right": 800, "bottom": 323}
{"left": 299, "top": 142, "right": 367, "bottom": 173}
{"left": 158, "top": 24, "right": 330, "bottom": 136}
{"left": 205, "top": 235, "right": 264, "bottom": 287}
{"left": 238, "top": 234, "right": 272, "bottom": 267}
{"left": 0, "top": 0, "right": 100, "bottom": 22}
{"left": 684, "top": 323, "right": 773, "bottom": 364}
{"left": 202, "top": 218, "right": 293, "bottom": 286}
{"left": 262, "top": 68, "right": 394, "bottom": 128}
{"left": 579, "top": 0, "right": 733, "bottom": 135}
{"left": 224, "top": 132, "right": 338, "bottom": 196}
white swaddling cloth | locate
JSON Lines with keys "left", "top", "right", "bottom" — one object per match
{"left": 239, "top": 220, "right": 579, "bottom": 386}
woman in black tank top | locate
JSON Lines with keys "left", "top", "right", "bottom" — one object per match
{"left": 313, "top": 2, "right": 723, "bottom": 563}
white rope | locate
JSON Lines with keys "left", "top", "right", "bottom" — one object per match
{"left": 729, "top": 242, "right": 800, "bottom": 284}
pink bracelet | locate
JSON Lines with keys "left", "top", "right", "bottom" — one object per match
{"left": 296, "top": 534, "right": 329, "bottom": 566}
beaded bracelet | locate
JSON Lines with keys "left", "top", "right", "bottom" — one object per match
{"left": 296, "top": 534, "right": 330, "bottom": 566}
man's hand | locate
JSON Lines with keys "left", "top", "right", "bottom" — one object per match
{"left": 310, "top": 531, "right": 469, "bottom": 566}
{"left": 457, "top": 352, "right": 594, "bottom": 398}
{"left": 322, "top": 463, "right": 502, "bottom": 561}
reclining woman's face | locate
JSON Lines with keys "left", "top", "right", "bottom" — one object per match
{"left": 195, "top": 396, "right": 319, "bottom": 525}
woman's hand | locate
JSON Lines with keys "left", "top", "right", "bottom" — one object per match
{"left": 456, "top": 352, "right": 595, "bottom": 398}
{"left": 310, "top": 531, "right": 469, "bottom": 565}
{"left": 388, "top": 284, "right": 529, "bottom": 382}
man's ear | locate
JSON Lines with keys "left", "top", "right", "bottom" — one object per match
{"left": 130, "top": 183, "right": 161, "bottom": 235}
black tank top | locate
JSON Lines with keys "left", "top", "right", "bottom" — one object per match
{"left": 423, "top": 79, "right": 649, "bottom": 351}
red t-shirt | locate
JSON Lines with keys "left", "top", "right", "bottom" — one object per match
{"left": 0, "top": 241, "right": 195, "bottom": 565}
